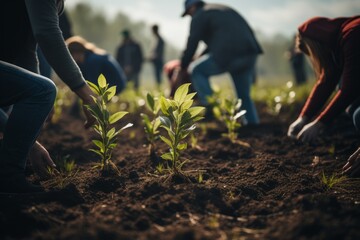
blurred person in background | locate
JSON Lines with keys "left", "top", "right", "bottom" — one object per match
{"left": 287, "top": 16, "right": 360, "bottom": 142}
{"left": 66, "top": 36, "right": 127, "bottom": 115}
{"left": 115, "top": 29, "right": 143, "bottom": 92}
{"left": 0, "top": 0, "right": 95, "bottom": 193}
{"left": 285, "top": 34, "right": 308, "bottom": 85}
{"left": 173, "top": 0, "right": 263, "bottom": 125}
{"left": 148, "top": 24, "right": 165, "bottom": 89}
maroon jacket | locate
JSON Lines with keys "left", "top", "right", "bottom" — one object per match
{"left": 298, "top": 16, "right": 360, "bottom": 124}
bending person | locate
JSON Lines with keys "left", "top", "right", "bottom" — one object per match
{"left": 0, "top": 0, "right": 95, "bottom": 193}
{"left": 175, "top": 0, "right": 263, "bottom": 124}
{"left": 288, "top": 16, "right": 360, "bottom": 142}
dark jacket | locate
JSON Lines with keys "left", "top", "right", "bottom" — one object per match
{"left": 79, "top": 51, "right": 127, "bottom": 94}
{"left": 115, "top": 40, "right": 143, "bottom": 74}
{"left": 181, "top": 3, "right": 263, "bottom": 70}
{"left": 298, "top": 16, "right": 360, "bottom": 124}
{"left": 0, "top": 0, "right": 85, "bottom": 90}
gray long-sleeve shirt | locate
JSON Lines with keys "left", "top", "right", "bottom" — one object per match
{"left": 0, "top": 0, "right": 85, "bottom": 90}
{"left": 181, "top": 3, "right": 263, "bottom": 70}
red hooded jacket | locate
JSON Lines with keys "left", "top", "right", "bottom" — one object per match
{"left": 298, "top": 16, "right": 360, "bottom": 124}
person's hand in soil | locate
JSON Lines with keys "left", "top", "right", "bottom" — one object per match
{"left": 287, "top": 116, "right": 308, "bottom": 138}
{"left": 343, "top": 147, "right": 360, "bottom": 177}
{"left": 296, "top": 120, "right": 325, "bottom": 143}
{"left": 28, "top": 141, "right": 56, "bottom": 179}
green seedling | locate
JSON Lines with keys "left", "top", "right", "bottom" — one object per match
{"left": 159, "top": 83, "right": 205, "bottom": 175}
{"left": 86, "top": 74, "right": 133, "bottom": 174}
{"left": 321, "top": 171, "right": 347, "bottom": 190}
{"left": 44, "top": 155, "right": 78, "bottom": 189}
{"left": 140, "top": 93, "right": 161, "bottom": 162}
{"left": 211, "top": 96, "right": 248, "bottom": 145}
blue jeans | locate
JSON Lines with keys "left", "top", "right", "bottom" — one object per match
{"left": 0, "top": 61, "right": 56, "bottom": 175}
{"left": 189, "top": 54, "right": 259, "bottom": 124}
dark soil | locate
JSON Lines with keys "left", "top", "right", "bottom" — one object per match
{"left": 0, "top": 102, "right": 359, "bottom": 240}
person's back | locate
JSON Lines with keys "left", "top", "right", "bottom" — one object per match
{"left": 182, "top": 3, "right": 262, "bottom": 70}
{"left": 83, "top": 52, "right": 126, "bottom": 94}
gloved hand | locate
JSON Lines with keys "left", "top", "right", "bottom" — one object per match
{"left": 287, "top": 116, "right": 308, "bottom": 138}
{"left": 296, "top": 120, "right": 325, "bottom": 143}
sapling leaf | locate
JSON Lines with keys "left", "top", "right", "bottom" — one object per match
{"left": 98, "top": 74, "right": 107, "bottom": 88}
{"left": 188, "top": 106, "right": 205, "bottom": 118}
{"left": 161, "top": 152, "right": 173, "bottom": 161}
{"left": 105, "top": 86, "right": 117, "bottom": 101}
{"left": 159, "top": 116, "right": 171, "bottom": 129}
{"left": 174, "top": 83, "right": 190, "bottom": 103}
{"left": 184, "top": 92, "right": 196, "bottom": 101}
{"left": 181, "top": 99, "right": 193, "bottom": 111}
{"left": 146, "top": 93, "right": 155, "bottom": 112}
{"left": 160, "top": 136, "right": 172, "bottom": 148}
{"left": 109, "top": 111, "right": 128, "bottom": 124}
{"left": 87, "top": 82, "right": 101, "bottom": 96}
{"left": 92, "top": 140, "right": 105, "bottom": 152}
{"left": 177, "top": 143, "right": 187, "bottom": 151}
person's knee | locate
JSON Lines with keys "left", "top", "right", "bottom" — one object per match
{"left": 43, "top": 79, "right": 57, "bottom": 104}
{"left": 353, "top": 107, "right": 360, "bottom": 131}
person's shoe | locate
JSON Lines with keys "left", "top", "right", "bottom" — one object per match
{"left": 0, "top": 173, "right": 44, "bottom": 193}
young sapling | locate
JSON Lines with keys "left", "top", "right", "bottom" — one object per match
{"left": 158, "top": 83, "right": 205, "bottom": 175}
{"left": 140, "top": 93, "right": 161, "bottom": 164}
{"left": 86, "top": 74, "right": 133, "bottom": 175}
{"left": 211, "top": 97, "right": 249, "bottom": 146}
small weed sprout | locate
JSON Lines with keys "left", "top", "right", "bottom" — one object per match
{"left": 44, "top": 155, "right": 78, "bottom": 189}
{"left": 140, "top": 93, "right": 161, "bottom": 160}
{"left": 321, "top": 171, "right": 347, "bottom": 190}
{"left": 159, "top": 83, "right": 205, "bottom": 175}
{"left": 86, "top": 74, "right": 133, "bottom": 174}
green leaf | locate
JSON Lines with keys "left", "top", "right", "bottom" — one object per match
{"left": 188, "top": 106, "right": 205, "bottom": 118}
{"left": 177, "top": 143, "right": 187, "bottom": 151}
{"left": 107, "top": 127, "right": 116, "bottom": 138}
{"left": 185, "top": 92, "right": 196, "bottom": 101}
{"left": 174, "top": 83, "right": 191, "bottom": 103}
{"left": 92, "top": 140, "right": 104, "bottom": 151}
{"left": 109, "top": 111, "right": 128, "bottom": 124}
{"left": 105, "top": 86, "right": 117, "bottom": 101}
{"left": 181, "top": 99, "right": 193, "bottom": 111}
{"left": 159, "top": 116, "right": 171, "bottom": 129}
{"left": 146, "top": 93, "right": 155, "bottom": 112}
{"left": 87, "top": 81, "right": 100, "bottom": 95}
{"left": 98, "top": 74, "right": 107, "bottom": 88}
{"left": 161, "top": 152, "right": 173, "bottom": 161}
{"left": 159, "top": 136, "right": 172, "bottom": 148}
{"left": 89, "top": 148, "right": 103, "bottom": 157}
{"left": 159, "top": 96, "right": 171, "bottom": 115}
{"left": 153, "top": 117, "right": 161, "bottom": 131}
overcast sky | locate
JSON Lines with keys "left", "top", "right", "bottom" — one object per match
{"left": 65, "top": 0, "right": 360, "bottom": 49}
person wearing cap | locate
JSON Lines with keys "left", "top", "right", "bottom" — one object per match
{"left": 175, "top": 0, "right": 263, "bottom": 124}
{"left": 115, "top": 29, "right": 144, "bottom": 91}
{"left": 287, "top": 16, "right": 360, "bottom": 142}
{"left": 0, "top": 0, "right": 96, "bottom": 193}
